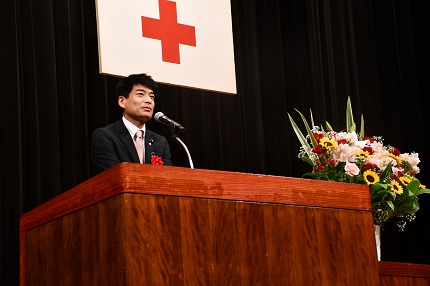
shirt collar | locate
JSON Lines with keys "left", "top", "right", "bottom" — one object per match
{"left": 122, "top": 116, "right": 146, "bottom": 138}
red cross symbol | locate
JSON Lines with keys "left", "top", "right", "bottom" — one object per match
{"left": 141, "top": 0, "right": 196, "bottom": 64}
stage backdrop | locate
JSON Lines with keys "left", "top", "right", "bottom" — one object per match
{"left": 95, "top": 0, "right": 237, "bottom": 94}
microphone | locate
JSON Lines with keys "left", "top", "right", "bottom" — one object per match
{"left": 154, "top": 112, "right": 185, "bottom": 132}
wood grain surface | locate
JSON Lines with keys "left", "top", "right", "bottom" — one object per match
{"left": 20, "top": 163, "right": 371, "bottom": 232}
{"left": 379, "top": 261, "right": 430, "bottom": 286}
{"left": 20, "top": 163, "right": 387, "bottom": 285}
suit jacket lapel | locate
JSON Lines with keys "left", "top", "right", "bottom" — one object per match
{"left": 114, "top": 118, "right": 140, "bottom": 163}
{"left": 145, "top": 129, "right": 155, "bottom": 164}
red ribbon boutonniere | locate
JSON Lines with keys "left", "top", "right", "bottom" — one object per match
{"left": 151, "top": 155, "right": 164, "bottom": 165}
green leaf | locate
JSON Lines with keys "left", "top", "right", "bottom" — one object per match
{"left": 296, "top": 109, "right": 319, "bottom": 148}
{"left": 371, "top": 190, "right": 391, "bottom": 201}
{"left": 301, "top": 156, "right": 314, "bottom": 166}
{"left": 288, "top": 113, "right": 314, "bottom": 159}
{"left": 325, "top": 121, "right": 333, "bottom": 131}
{"left": 370, "top": 182, "right": 389, "bottom": 192}
{"left": 415, "top": 188, "right": 430, "bottom": 196}
{"left": 391, "top": 200, "right": 420, "bottom": 216}
{"left": 405, "top": 179, "right": 420, "bottom": 193}
{"left": 401, "top": 185, "right": 416, "bottom": 200}
{"left": 387, "top": 200, "right": 395, "bottom": 210}
{"left": 310, "top": 109, "right": 316, "bottom": 128}
{"left": 303, "top": 172, "right": 318, "bottom": 179}
{"left": 378, "top": 163, "right": 393, "bottom": 181}
{"left": 346, "top": 96, "right": 355, "bottom": 132}
{"left": 359, "top": 114, "right": 365, "bottom": 140}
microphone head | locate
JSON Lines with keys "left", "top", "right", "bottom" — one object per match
{"left": 154, "top": 112, "right": 164, "bottom": 122}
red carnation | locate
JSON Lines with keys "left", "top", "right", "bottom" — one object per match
{"left": 313, "top": 133, "right": 324, "bottom": 142}
{"left": 391, "top": 146, "right": 401, "bottom": 156}
{"left": 363, "top": 163, "right": 378, "bottom": 171}
{"left": 151, "top": 155, "right": 164, "bottom": 165}
{"left": 363, "top": 136, "right": 374, "bottom": 143}
{"left": 312, "top": 144, "right": 325, "bottom": 154}
{"left": 363, "top": 146, "right": 373, "bottom": 154}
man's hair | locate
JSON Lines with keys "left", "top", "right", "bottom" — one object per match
{"left": 116, "top": 73, "right": 159, "bottom": 98}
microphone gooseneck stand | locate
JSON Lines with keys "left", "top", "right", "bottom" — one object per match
{"left": 170, "top": 128, "right": 194, "bottom": 169}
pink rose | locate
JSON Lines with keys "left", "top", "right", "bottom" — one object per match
{"left": 344, "top": 162, "right": 360, "bottom": 176}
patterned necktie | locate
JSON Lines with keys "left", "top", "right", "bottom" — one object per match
{"left": 135, "top": 130, "right": 144, "bottom": 163}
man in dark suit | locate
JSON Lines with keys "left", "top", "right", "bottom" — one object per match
{"left": 91, "top": 73, "right": 173, "bottom": 174}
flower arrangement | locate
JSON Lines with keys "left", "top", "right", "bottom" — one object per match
{"left": 288, "top": 97, "right": 430, "bottom": 230}
{"left": 151, "top": 155, "right": 164, "bottom": 165}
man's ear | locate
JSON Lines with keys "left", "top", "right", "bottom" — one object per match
{"left": 118, "top": 96, "right": 126, "bottom": 108}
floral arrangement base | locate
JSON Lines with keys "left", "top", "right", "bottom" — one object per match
{"left": 374, "top": 224, "right": 381, "bottom": 261}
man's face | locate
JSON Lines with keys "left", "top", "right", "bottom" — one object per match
{"left": 118, "top": 84, "right": 155, "bottom": 127}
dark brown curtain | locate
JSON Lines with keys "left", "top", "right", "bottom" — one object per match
{"left": 2, "top": 0, "right": 429, "bottom": 284}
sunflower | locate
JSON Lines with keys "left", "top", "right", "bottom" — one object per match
{"left": 390, "top": 180, "right": 403, "bottom": 195}
{"left": 398, "top": 176, "right": 412, "bottom": 186}
{"left": 388, "top": 152, "right": 402, "bottom": 165}
{"left": 363, "top": 170, "right": 380, "bottom": 185}
{"left": 356, "top": 149, "right": 370, "bottom": 160}
{"left": 319, "top": 137, "right": 338, "bottom": 150}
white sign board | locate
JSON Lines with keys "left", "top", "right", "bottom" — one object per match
{"left": 95, "top": 0, "right": 237, "bottom": 94}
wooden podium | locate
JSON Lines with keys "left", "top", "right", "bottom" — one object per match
{"left": 20, "top": 163, "right": 381, "bottom": 285}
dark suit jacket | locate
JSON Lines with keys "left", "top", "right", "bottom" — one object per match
{"left": 91, "top": 118, "right": 173, "bottom": 174}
